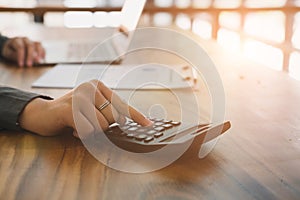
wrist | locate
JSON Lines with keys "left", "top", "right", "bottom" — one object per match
{"left": 19, "top": 97, "right": 52, "bottom": 135}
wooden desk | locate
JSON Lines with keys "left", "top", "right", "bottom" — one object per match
{"left": 0, "top": 26, "right": 300, "bottom": 200}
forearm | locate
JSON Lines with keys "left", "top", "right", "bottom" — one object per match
{"left": 18, "top": 97, "right": 70, "bottom": 136}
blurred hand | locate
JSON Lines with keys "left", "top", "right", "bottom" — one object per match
{"left": 19, "top": 80, "right": 152, "bottom": 138}
{"left": 1, "top": 37, "right": 45, "bottom": 67}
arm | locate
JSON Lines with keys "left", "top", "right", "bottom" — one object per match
{"left": 0, "top": 87, "right": 52, "bottom": 131}
{"left": 2, "top": 80, "right": 152, "bottom": 137}
{"left": 0, "top": 35, "right": 45, "bottom": 67}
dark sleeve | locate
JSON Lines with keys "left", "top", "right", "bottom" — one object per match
{"left": 0, "top": 87, "right": 53, "bottom": 131}
{"left": 0, "top": 34, "right": 9, "bottom": 58}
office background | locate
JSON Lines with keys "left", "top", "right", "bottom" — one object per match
{"left": 0, "top": 0, "right": 300, "bottom": 80}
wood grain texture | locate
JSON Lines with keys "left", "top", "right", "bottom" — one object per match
{"left": 0, "top": 26, "right": 299, "bottom": 200}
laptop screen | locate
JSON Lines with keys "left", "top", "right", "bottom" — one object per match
{"left": 112, "top": 0, "right": 146, "bottom": 57}
{"left": 120, "top": 0, "right": 147, "bottom": 31}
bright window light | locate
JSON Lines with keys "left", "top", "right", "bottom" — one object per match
{"left": 175, "top": 0, "right": 191, "bottom": 8}
{"left": 213, "top": 0, "right": 241, "bottom": 8}
{"left": 292, "top": 12, "right": 300, "bottom": 49}
{"left": 108, "top": 0, "right": 125, "bottom": 7}
{"left": 64, "top": 0, "right": 97, "bottom": 8}
{"left": 154, "top": 0, "right": 173, "bottom": 7}
{"left": 245, "top": 0, "right": 287, "bottom": 8}
{"left": 64, "top": 11, "right": 93, "bottom": 28}
{"left": 0, "top": 0, "right": 36, "bottom": 7}
{"left": 243, "top": 39, "right": 283, "bottom": 70}
{"left": 295, "top": 0, "right": 300, "bottom": 6}
{"left": 192, "top": 18, "right": 212, "bottom": 39}
{"left": 193, "top": 0, "right": 211, "bottom": 8}
{"left": 0, "top": 12, "right": 32, "bottom": 29}
{"left": 106, "top": 11, "right": 121, "bottom": 27}
{"left": 244, "top": 11, "right": 285, "bottom": 43}
{"left": 44, "top": 12, "right": 64, "bottom": 27}
{"left": 153, "top": 12, "right": 173, "bottom": 27}
{"left": 94, "top": 12, "right": 108, "bottom": 28}
{"left": 289, "top": 52, "right": 300, "bottom": 80}
{"left": 219, "top": 12, "right": 241, "bottom": 30}
{"left": 175, "top": 14, "right": 191, "bottom": 30}
{"left": 217, "top": 28, "right": 241, "bottom": 52}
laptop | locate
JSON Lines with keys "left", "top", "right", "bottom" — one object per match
{"left": 41, "top": 0, "right": 146, "bottom": 64}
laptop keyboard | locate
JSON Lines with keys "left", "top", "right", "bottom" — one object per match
{"left": 67, "top": 42, "right": 116, "bottom": 61}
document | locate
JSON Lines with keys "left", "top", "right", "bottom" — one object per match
{"left": 32, "top": 64, "right": 196, "bottom": 90}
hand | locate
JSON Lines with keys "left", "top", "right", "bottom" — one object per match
{"left": 18, "top": 80, "right": 152, "bottom": 138}
{"left": 1, "top": 37, "right": 45, "bottom": 67}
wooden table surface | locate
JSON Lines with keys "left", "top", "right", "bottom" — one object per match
{"left": 0, "top": 25, "right": 299, "bottom": 200}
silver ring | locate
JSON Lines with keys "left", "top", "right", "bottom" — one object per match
{"left": 97, "top": 100, "right": 110, "bottom": 111}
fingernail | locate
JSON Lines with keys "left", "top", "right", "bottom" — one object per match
{"left": 19, "top": 61, "right": 24, "bottom": 67}
{"left": 145, "top": 118, "right": 153, "bottom": 126}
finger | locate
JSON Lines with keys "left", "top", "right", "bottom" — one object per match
{"left": 117, "top": 114, "right": 126, "bottom": 125}
{"left": 73, "top": 130, "right": 79, "bottom": 138}
{"left": 91, "top": 80, "right": 152, "bottom": 126}
{"left": 2, "top": 45, "right": 18, "bottom": 62}
{"left": 23, "top": 38, "right": 35, "bottom": 67}
{"left": 95, "top": 89, "right": 120, "bottom": 125}
{"left": 34, "top": 42, "right": 45, "bottom": 63}
{"left": 73, "top": 82, "right": 112, "bottom": 136}
{"left": 9, "top": 38, "right": 25, "bottom": 67}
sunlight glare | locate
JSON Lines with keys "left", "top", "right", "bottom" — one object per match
{"left": 64, "top": 11, "right": 93, "bottom": 28}
{"left": 217, "top": 28, "right": 241, "bottom": 52}
{"left": 94, "top": 12, "right": 108, "bottom": 27}
{"left": 154, "top": 0, "right": 173, "bottom": 7}
{"left": 192, "top": 18, "right": 212, "bottom": 39}
{"left": 292, "top": 12, "right": 300, "bottom": 49}
{"left": 213, "top": 0, "right": 241, "bottom": 8}
{"left": 245, "top": 0, "right": 287, "bottom": 8}
{"left": 175, "top": 14, "right": 191, "bottom": 30}
{"left": 219, "top": 12, "right": 241, "bottom": 30}
{"left": 153, "top": 12, "right": 173, "bottom": 27}
{"left": 289, "top": 52, "right": 300, "bottom": 80}
{"left": 64, "top": 0, "right": 96, "bottom": 8}
{"left": 244, "top": 11, "right": 285, "bottom": 43}
{"left": 243, "top": 39, "right": 283, "bottom": 70}
{"left": 193, "top": 0, "right": 211, "bottom": 8}
{"left": 175, "top": 0, "right": 191, "bottom": 8}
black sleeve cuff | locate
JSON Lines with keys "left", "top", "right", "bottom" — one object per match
{"left": 0, "top": 87, "right": 53, "bottom": 131}
{"left": 0, "top": 35, "right": 9, "bottom": 58}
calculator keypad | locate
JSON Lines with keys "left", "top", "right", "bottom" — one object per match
{"left": 106, "top": 118, "right": 182, "bottom": 144}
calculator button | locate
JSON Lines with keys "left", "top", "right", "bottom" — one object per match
{"left": 126, "top": 133, "right": 135, "bottom": 138}
{"left": 146, "top": 130, "right": 157, "bottom": 135}
{"left": 152, "top": 118, "right": 164, "bottom": 122}
{"left": 171, "top": 121, "right": 181, "bottom": 126}
{"left": 154, "top": 126, "right": 165, "bottom": 132}
{"left": 154, "top": 132, "right": 164, "bottom": 138}
{"left": 154, "top": 122, "right": 164, "bottom": 126}
{"left": 144, "top": 136, "right": 154, "bottom": 142}
{"left": 128, "top": 127, "right": 138, "bottom": 132}
{"left": 128, "top": 122, "right": 138, "bottom": 126}
{"left": 163, "top": 119, "right": 172, "bottom": 123}
{"left": 162, "top": 124, "right": 173, "bottom": 129}
{"left": 137, "top": 128, "right": 148, "bottom": 133}
{"left": 135, "top": 134, "right": 147, "bottom": 141}
{"left": 120, "top": 125, "right": 130, "bottom": 130}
